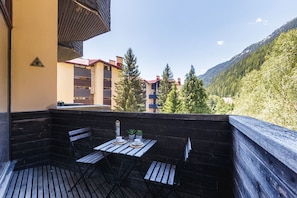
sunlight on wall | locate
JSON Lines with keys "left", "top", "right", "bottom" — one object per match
{"left": 11, "top": 0, "right": 57, "bottom": 112}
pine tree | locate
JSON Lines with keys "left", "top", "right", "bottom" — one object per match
{"left": 181, "top": 65, "right": 210, "bottom": 113}
{"left": 163, "top": 83, "right": 182, "bottom": 113}
{"left": 114, "top": 48, "right": 145, "bottom": 112}
{"left": 158, "top": 64, "right": 174, "bottom": 112}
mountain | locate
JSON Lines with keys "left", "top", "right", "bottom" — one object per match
{"left": 199, "top": 17, "right": 297, "bottom": 86}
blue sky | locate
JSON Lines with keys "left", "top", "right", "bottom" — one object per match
{"left": 84, "top": 0, "right": 297, "bottom": 82}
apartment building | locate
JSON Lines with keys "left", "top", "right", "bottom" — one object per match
{"left": 144, "top": 76, "right": 181, "bottom": 113}
{"left": 57, "top": 57, "right": 122, "bottom": 109}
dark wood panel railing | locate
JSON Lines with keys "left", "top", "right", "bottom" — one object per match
{"left": 10, "top": 110, "right": 297, "bottom": 197}
{"left": 11, "top": 111, "right": 51, "bottom": 170}
{"left": 49, "top": 109, "right": 233, "bottom": 197}
{"left": 229, "top": 116, "right": 297, "bottom": 197}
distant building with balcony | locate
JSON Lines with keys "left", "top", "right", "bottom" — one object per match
{"left": 57, "top": 57, "right": 122, "bottom": 109}
{"left": 144, "top": 76, "right": 181, "bottom": 112}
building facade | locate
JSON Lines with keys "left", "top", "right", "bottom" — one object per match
{"left": 57, "top": 57, "right": 122, "bottom": 109}
{"left": 144, "top": 77, "right": 160, "bottom": 113}
{"left": 144, "top": 76, "right": 181, "bottom": 113}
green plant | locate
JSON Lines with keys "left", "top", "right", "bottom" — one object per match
{"left": 127, "top": 129, "right": 136, "bottom": 135}
{"left": 136, "top": 130, "right": 142, "bottom": 136}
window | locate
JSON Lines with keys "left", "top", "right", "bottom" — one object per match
{"left": 104, "top": 65, "right": 112, "bottom": 79}
{"left": 103, "top": 64, "right": 112, "bottom": 105}
{"left": 104, "top": 79, "right": 112, "bottom": 87}
{"left": 151, "top": 83, "right": 156, "bottom": 90}
{"left": 74, "top": 66, "right": 93, "bottom": 104}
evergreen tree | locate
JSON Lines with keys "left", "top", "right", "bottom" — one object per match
{"left": 114, "top": 48, "right": 145, "bottom": 112}
{"left": 163, "top": 83, "right": 182, "bottom": 113}
{"left": 207, "top": 95, "right": 220, "bottom": 113}
{"left": 206, "top": 43, "right": 271, "bottom": 97}
{"left": 181, "top": 65, "right": 210, "bottom": 113}
{"left": 158, "top": 64, "right": 174, "bottom": 112}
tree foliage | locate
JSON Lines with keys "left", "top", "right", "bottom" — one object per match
{"left": 206, "top": 43, "right": 272, "bottom": 97}
{"left": 158, "top": 64, "right": 174, "bottom": 112}
{"left": 181, "top": 66, "right": 210, "bottom": 113}
{"left": 114, "top": 48, "right": 145, "bottom": 112}
{"left": 163, "top": 83, "right": 182, "bottom": 113}
{"left": 234, "top": 29, "right": 297, "bottom": 130}
{"left": 208, "top": 95, "right": 234, "bottom": 114}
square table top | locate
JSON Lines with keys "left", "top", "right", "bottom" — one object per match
{"left": 94, "top": 138, "right": 157, "bottom": 158}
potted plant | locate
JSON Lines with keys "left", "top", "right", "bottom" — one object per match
{"left": 127, "top": 129, "right": 136, "bottom": 141}
{"left": 135, "top": 129, "right": 143, "bottom": 141}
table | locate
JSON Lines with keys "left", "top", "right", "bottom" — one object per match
{"left": 94, "top": 138, "right": 157, "bottom": 197}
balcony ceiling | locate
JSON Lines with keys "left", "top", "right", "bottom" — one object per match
{"left": 58, "top": 0, "right": 111, "bottom": 42}
{"left": 58, "top": 41, "right": 83, "bottom": 62}
{"left": 57, "top": 0, "right": 111, "bottom": 61}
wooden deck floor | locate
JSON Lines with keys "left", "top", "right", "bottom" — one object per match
{"left": 4, "top": 165, "right": 144, "bottom": 198}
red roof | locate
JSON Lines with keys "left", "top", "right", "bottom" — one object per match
{"left": 146, "top": 79, "right": 159, "bottom": 84}
{"left": 66, "top": 58, "right": 122, "bottom": 69}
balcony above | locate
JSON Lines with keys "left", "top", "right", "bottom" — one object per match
{"left": 58, "top": 0, "right": 110, "bottom": 42}
{"left": 58, "top": 41, "right": 83, "bottom": 62}
{"left": 58, "top": 0, "right": 111, "bottom": 61}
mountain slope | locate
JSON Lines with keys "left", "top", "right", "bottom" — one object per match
{"left": 206, "top": 43, "right": 272, "bottom": 97}
{"left": 199, "top": 17, "right": 297, "bottom": 86}
{"left": 233, "top": 29, "right": 297, "bottom": 130}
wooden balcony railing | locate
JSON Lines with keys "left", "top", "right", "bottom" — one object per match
{"left": 230, "top": 116, "right": 297, "bottom": 197}
{"left": 10, "top": 109, "right": 297, "bottom": 197}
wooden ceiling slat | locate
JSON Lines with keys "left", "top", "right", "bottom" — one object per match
{"left": 58, "top": 0, "right": 110, "bottom": 42}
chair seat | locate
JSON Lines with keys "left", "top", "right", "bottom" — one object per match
{"left": 76, "top": 151, "right": 104, "bottom": 164}
{"left": 144, "top": 161, "right": 176, "bottom": 185}
{"left": 144, "top": 138, "right": 191, "bottom": 197}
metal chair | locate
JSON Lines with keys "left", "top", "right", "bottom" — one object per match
{"left": 144, "top": 137, "right": 192, "bottom": 197}
{"left": 68, "top": 127, "right": 105, "bottom": 195}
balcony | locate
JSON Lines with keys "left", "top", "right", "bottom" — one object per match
{"left": 148, "top": 104, "right": 158, "bottom": 109}
{"left": 149, "top": 94, "right": 158, "bottom": 99}
{"left": 4, "top": 110, "right": 297, "bottom": 197}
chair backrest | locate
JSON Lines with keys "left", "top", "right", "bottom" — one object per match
{"left": 69, "top": 127, "right": 92, "bottom": 143}
{"left": 184, "top": 137, "right": 192, "bottom": 162}
{"left": 68, "top": 127, "right": 93, "bottom": 160}
{"left": 174, "top": 137, "right": 192, "bottom": 184}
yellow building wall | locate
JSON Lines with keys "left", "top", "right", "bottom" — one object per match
{"left": 11, "top": 0, "right": 57, "bottom": 112}
{"left": 0, "top": 12, "right": 8, "bottom": 112}
{"left": 111, "top": 66, "right": 120, "bottom": 110}
{"left": 94, "top": 63, "right": 104, "bottom": 105}
{"left": 57, "top": 62, "right": 74, "bottom": 103}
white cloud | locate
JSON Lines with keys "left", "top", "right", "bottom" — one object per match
{"left": 217, "top": 40, "right": 224, "bottom": 45}
{"left": 256, "top": 17, "right": 263, "bottom": 23}
{"left": 250, "top": 17, "right": 268, "bottom": 25}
